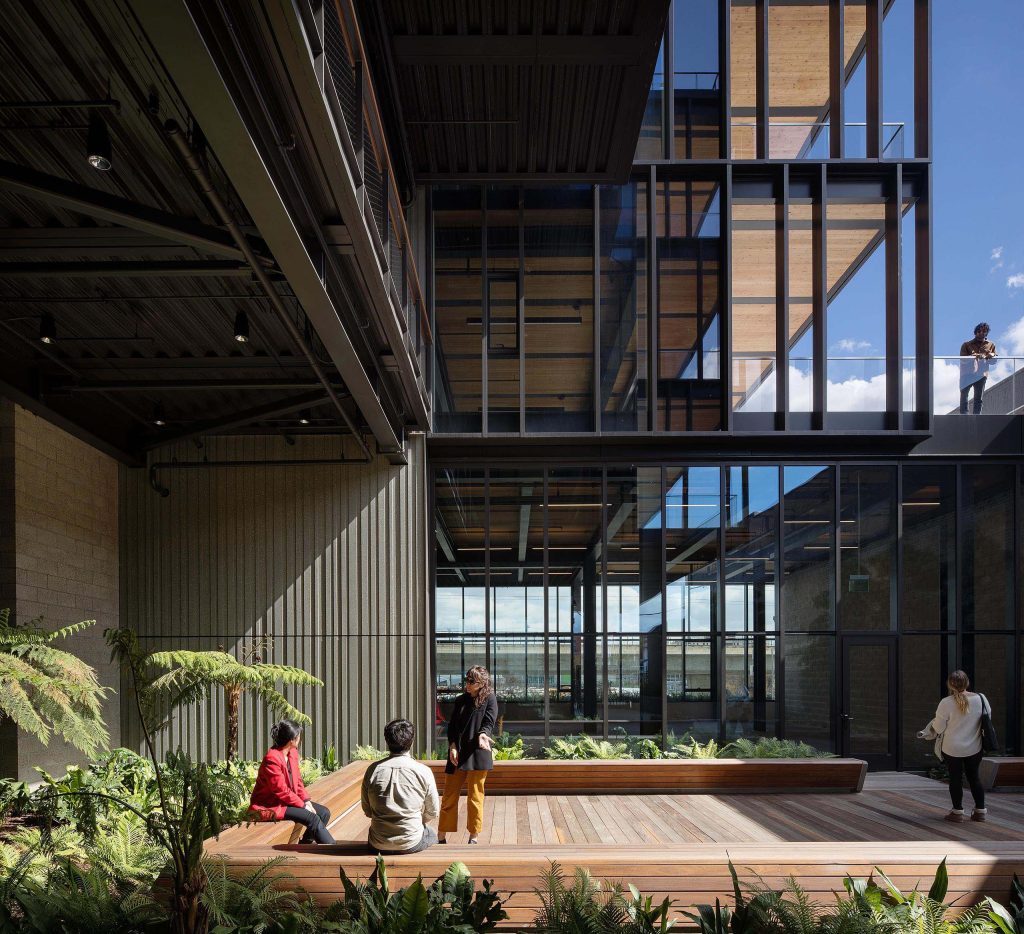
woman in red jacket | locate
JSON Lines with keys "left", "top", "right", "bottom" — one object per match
{"left": 249, "top": 720, "right": 335, "bottom": 844}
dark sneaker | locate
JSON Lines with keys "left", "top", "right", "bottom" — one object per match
{"left": 944, "top": 810, "right": 966, "bottom": 823}
{"left": 971, "top": 810, "right": 987, "bottom": 822}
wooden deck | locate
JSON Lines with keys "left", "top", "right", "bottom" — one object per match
{"left": 209, "top": 764, "right": 1024, "bottom": 928}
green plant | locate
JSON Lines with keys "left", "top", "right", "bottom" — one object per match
{"left": 321, "top": 744, "right": 340, "bottom": 772}
{"left": 542, "top": 734, "right": 628, "bottom": 760}
{"left": 665, "top": 733, "right": 720, "bottom": 759}
{"left": 201, "top": 856, "right": 317, "bottom": 934}
{"left": 148, "top": 643, "right": 323, "bottom": 760}
{"left": 988, "top": 875, "right": 1024, "bottom": 934}
{"left": 326, "top": 856, "right": 507, "bottom": 932}
{"left": 719, "top": 737, "right": 835, "bottom": 759}
{"left": 0, "top": 778, "right": 33, "bottom": 822}
{"left": 492, "top": 732, "right": 527, "bottom": 761}
{"left": 0, "top": 609, "right": 110, "bottom": 758}
{"left": 684, "top": 862, "right": 775, "bottom": 934}
{"left": 351, "top": 745, "right": 388, "bottom": 761}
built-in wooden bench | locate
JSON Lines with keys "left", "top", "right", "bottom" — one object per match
{"left": 980, "top": 757, "right": 1024, "bottom": 791}
{"left": 423, "top": 758, "right": 867, "bottom": 794}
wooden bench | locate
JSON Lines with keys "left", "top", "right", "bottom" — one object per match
{"left": 980, "top": 757, "right": 1024, "bottom": 791}
{"left": 424, "top": 757, "right": 867, "bottom": 794}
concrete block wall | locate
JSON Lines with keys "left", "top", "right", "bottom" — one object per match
{"left": 0, "top": 400, "right": 120, "bottom": 780}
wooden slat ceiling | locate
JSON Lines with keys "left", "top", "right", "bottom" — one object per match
{"left": 372, "top": 0, "right": 670, "bottom": 182}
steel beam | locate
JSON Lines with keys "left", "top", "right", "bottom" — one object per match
{"left": 829, "top": 0, "right": 845, "bottom": 158}
{"left": 142, "top": 390, "right": 328, "bottom": 451}
{"left": 866, "top": 0, "right": 883, "bottom": 158}
{"left": 0, "top": 160, "right": 257, "bottom": 262}
{"left": 0, "top": 260, "right": 260, "bottom": 278}
{"left": 53, "top": 379, "right": 333, "bottom": 392}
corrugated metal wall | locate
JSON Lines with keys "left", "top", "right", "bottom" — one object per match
{"left": 120, "top": 434, "right": 429, "bottom": 763}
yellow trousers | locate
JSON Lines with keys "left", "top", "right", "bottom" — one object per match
{"left": 438, "top": 769, "right": 488, "bottom": 835}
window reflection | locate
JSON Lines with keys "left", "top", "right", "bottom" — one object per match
{"left": 783, "top": 466, "right": 835, "bottom": 632}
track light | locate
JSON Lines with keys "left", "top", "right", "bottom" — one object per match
{"left": 152, "top": 403, "right": 166, "bottom": 427}
{"left": 298, "top": 410, "right": 311, "bottom": 425}
{"left": 233, "top": 310, "right": 249, "bottom": 343}
{"left": 39, "top": 313, "right": 56, "bottom": 344}
{"left": 86, "top": 113, "right": 112, "bottom": 171}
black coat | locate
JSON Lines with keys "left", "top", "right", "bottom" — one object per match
{"left": 445, "top": 692, "right": 498, "bottom": 773}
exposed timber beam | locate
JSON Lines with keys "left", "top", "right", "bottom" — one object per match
{"left": 51, "top": 378, "right": 333, "bottom": 392}
{"left": 129, "top": 0, "right": 403, "bottom": 455}
{"left": 0, "top": 227, "right": 189, "bottom": 257}
{"left": 0, "top": 160, "right": 263, "bottom": 262}
{"left": 142, "top": 390, "right": 328, "bottom": 450}
{"left": 0, "top": 260, "right": 263, "bottom": 278}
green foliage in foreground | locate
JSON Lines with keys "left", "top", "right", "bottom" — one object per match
{"left": 719, "top": 736, "right": 837, "bottom": 760}
{"left": 0, "top": 609, "right": 110, "bottom": 757}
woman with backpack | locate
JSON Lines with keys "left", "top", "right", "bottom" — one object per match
{"left": 918, "top": 670, "right": 992, "bottom": 823}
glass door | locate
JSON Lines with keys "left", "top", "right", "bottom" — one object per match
{"left": 841, "top": 635, "right": 897, "bottom": 770}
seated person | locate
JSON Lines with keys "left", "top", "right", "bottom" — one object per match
{"left": 249, "top": 719, "right": 335, "bottom": 844}
{"left": 361, "top": 718, "right": 439, "bottom": 854}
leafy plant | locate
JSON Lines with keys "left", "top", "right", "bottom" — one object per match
{"left": 326, "top": 856, "right": 507, "bottom": 932}
{"left": 988, "top": 875, "right": 1024, "bottom": 934}
{"left": 720, "top": 737, "right": 835, "bottom": 759}
{"left": 665, "top": 733, "right": 721, "bottom": 760}
{"left": 0, "top": 609, "right": 109, "bottom": 757}
{"left": 351, "top": 745, "right": 388, "bottom": 761}
{"left": 148, "top": 642, "right": 323, "bottom": 760}
{"left": 492, "top": 731, "right": 527, "bottom": 761}
{"left": 684, "top": 862, "right": 775, "bottom": 934}
{"left": 542, "top": 734, "right": 628, "bottom": 760}
{"left": 321, "top": 744, "right": 340, "bottom": 773}
{"left": 201, "top": 856, "right": 317, "bottom": 934}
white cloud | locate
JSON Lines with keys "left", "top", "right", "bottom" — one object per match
{"left": 830, "top": 338, "right": 873, "bottom": 353}
{"left": 1005, "top": 314, "right": 1024, "bottom": 356}
{"left": 1007, "top": 273, "right": 1024, "bottom": 290}
{"left": 991, "top": 246, "right": 1004, "bottom": 261}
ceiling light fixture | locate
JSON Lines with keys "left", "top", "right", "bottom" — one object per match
{"left": 38, "top": 313, "right": 56, "bottom": 344}
{"left": 233, "top": 310, "right": 249, "bottom": 343}
{"left": 298, "top": 410, "right": 311, "bottom": 425}
{"left": 152, "top": 403, "right": 166, "bottom": 427}
{"left": 86, "top": 113, "right": 112, "bottom": 170}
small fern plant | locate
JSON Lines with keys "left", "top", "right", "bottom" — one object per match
{"left": 542, "top": 734, "right": 628, "bottom": 760}
{"left": 0, "top": 609, "right": 110, "bottom": 757}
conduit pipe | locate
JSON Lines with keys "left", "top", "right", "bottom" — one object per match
{"left": 164, "top": 119, "right": 372, "bottom": 462}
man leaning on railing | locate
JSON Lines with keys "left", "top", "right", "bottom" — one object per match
{"left": 959, "top": 322, "right": 997, "bottom": 414}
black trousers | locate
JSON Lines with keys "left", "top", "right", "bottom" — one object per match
{"left": 943, "top": 750, "right": 985, "bottom": 811}
{"left": 960, "top": 377, "right": 986, "bottom": 414}
{"left": 284, "top": 802, "right": 335, "bottom": 844}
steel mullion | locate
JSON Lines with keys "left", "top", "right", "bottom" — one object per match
{"left": 813, "top": 165, "right": 827, "bottom": 428}
{"left": 722, "top": 165, "right": 733, "bottom": 431}
{"left": 914, "top": 0, "right": 932, "bottom": 159}
{"left": 601, "top": 469, "right": 609, "bottom": 738}
{"left": 648, "top": 165, "right": 658, "bottom": 432}
{"left": 866, "top": 0, "right": 883, "bottom": 158}
{"left": 777, "top": 164, "right": 790, "bottom": 430}
{"left": 718, "top": 465, "right": 727, "bottom": 743}
{"left": 543, "top": 469, "right": 550, "bottom": 739}
{"left": 481, "top": 185, "right": 489, "bottom": 435}
{"left": 518, "top": 187, "right": 525, "bottom": 433}
{"left": 755, "top": 0, "right": 769, "bottom": 160}
{"left": 829, "top": 0, "right": 845, "bottom": 158}
{"left": 886, "top": 164, "right": 903, "bottom": 427}
{"left": 594, "top": 185, "right": 601, "bottom": 433}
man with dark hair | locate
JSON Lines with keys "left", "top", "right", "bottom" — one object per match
{"left": 360, "top": 718, "right": 439, "bottom": 853}
{"left": 959, "top": 322, "right": 997, "bottom": 414}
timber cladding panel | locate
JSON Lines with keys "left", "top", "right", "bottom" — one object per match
{"left": 119, "top": 435, "right": 429, "bottom": 763}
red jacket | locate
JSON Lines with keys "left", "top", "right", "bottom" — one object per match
{"left": 249, "top": 746, "right": 308, "bottom": 821}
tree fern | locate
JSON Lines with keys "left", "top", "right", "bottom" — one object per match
{"left": 0, "top": 609, "right": 109, "bottom": 756}
{"left": 148, "top": 644, "right": 323, "bottom": 759}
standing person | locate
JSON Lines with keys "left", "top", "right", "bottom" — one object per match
{"left": 361, "top": 718, "right": 439, "bottom": 854}
{"left": 249, "top": 719, "right": 335, "bottom": 844}
{"left": 918, "top": 670, "right": 990, "bottom": 822}
{"left": 437, "top": 666, "right": 498, "bottom": 845}
{"left": 959, "top": 322, "right": 997, "bottom": 414}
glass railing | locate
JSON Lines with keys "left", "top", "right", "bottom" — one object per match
{"left": 673, "top": 71, "right": 720, "bottom": 91}
{"left": 733, "top": 355, "right": 1024, "bottom": 416}
{"left": 729, "top": 122, "right": 905, "bottom": 160}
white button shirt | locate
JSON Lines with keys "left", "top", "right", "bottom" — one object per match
{"left": 360, "top": 752, "right": 440, "bottom": 852}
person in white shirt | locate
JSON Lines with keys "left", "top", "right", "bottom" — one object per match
{"left": 361, "top": 718, "right": 440, "bottom": 853}
{"left": 918, "top": 670, "right": 989, "bottom": 823}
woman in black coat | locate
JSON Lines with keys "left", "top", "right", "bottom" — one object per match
{"left": 437, "top": 666, "right": 498, "bottom": 844}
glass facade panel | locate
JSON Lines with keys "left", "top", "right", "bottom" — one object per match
{"left": 668, "top": 636, "right": 716, "bottom": 740}
{"left": 432, "top": 187, "right": 482, "bottom": 431}
{"left": 962, "top": 465, "right": 1015, "bottom": 632}
{"left": 725, "top": 466, "right": 779, "bottom": 633}
{"left": 963, "top": 634, "right": 1016, "bottom": 755}
{"left": 524, "top": 186, "right": 594, "bottom": 432}
{"left": 783, "top": 634, "right": 835, "bottom": 752}
{"left": 666, "top": 467, "right": 720, "bottom": 634}
{"left": 729, "top": 0, "right": 757, "bottom": 159}
{"left": 900, "top": 634, "right": 955, "bottom": 769}
{"left": 725, "top": 635, "right": 777, "bottom": 740}
{"left": 783, "top": 466, "right": 835, "bottom": 632}
{"left": 901, "top": 465, "right": 955, "bottom": 632}
{"left": 600, "top": 180, "right": 649, "bottom": 431}
{"left": 787, "top": 188, "right": 815, "bottom": 414}
{"left": 826, "top": 181, "right": 887, "bottom": 414}
{"left": 731, "top": 180, "right": 777, "bottom": 414}
{"left": 838, "top": 466, "right": 895, "bottom": 631}
{"left": 486, "top": 187, "right": 520, "bottom": 431}
{"left": 673, "top": 0, "right": 721, "bottom": 159}
{"left": 636, "top": 37, "right": 666, "bottom": 160}
{"left": 656, "top": 177, "right": 722, "bottom": 429}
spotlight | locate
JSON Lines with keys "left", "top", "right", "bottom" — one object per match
{"left": 298, "top": 410, "right": 311, "bottom": 426}
{"left": 152, "top": 403, "right": 166, "bottom": 427}
{"left": 86, "top": 113, "right": 112, "bottom": 171}
{"left": 39, "top": 313, "right": 56, "bottom": 344}
{"left": 233, "top": 310, "right": 249, "bottom": 343}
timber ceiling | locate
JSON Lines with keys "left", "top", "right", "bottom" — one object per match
{"left": 361, "top": 0, "right": 671, "bottom": 183}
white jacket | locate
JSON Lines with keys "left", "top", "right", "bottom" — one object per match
{"left": 918, "top": 693, "right": 987, "bottom": 759}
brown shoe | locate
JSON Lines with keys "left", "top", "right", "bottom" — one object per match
{"left": 971, "top": 810, "right": 987, "bottom": 822}
{"left": 944, "top": 810, "right": 966, "bottom": 822}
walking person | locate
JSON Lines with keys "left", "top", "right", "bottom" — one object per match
{"left": 249, "top": 719, "right": 335, "bottom": 843}
{"left": 437, "top": 666, "right": 498, "bottom": 845}
{"left": 918, "top": 670, "right": 990, "bottom": 822}
{"left": 959, "top": 322, "right": 997, "bottom": 414}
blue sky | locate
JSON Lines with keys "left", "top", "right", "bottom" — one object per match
{"left": 933, "top": 0, "right": 1024, "bottom": 358}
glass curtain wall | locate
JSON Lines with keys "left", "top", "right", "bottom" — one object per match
{"left": 435, "top": 462, "right": 1020, "bottom": 758}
